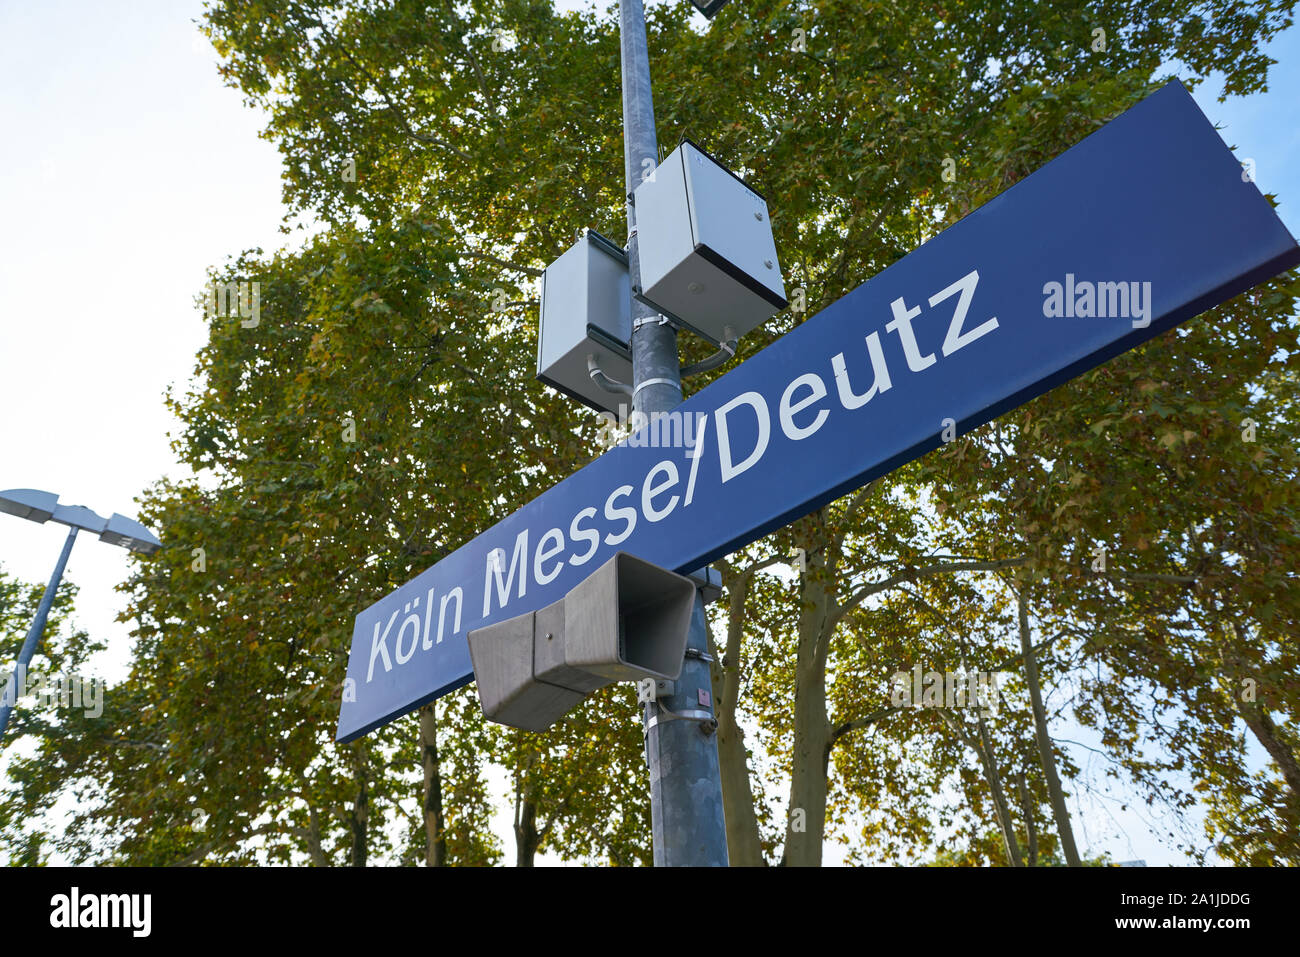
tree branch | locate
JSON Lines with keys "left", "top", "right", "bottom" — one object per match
{"left": 460, "top": 249, "right": 544, "bottom": 277}
{"left": 827, "top": 704, "right": 904, "bottom": 750}
{"left": 834, "top": 556, "right": 1028, "bottom": 624}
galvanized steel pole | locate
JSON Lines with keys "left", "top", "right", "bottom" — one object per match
{"left": 0, "top": 524, "right": 79, "bottom": 743}
{"left": 618, "top": 0, "right": 729, "bottom": 866}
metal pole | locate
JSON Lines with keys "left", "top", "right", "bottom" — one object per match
{"left": 0, "top": 524, "right": 78, "bottom": 743}
{"left": 618, "top": 0, "right": 729, "bottom": 866}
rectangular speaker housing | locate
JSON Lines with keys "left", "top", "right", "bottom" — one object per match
{"left": 633, "top": 140, "right": 786, "bottom": 345}
{"left": 467, "top": 553, "right": 697, "bottom": 730}
{"left": 537, "top": 229, "right": 633, "bottom": 414}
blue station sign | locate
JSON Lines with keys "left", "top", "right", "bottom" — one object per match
{"left": 337, "top": 80, "right": 1300, "bottom": 742}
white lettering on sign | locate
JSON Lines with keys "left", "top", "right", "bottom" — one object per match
{"left": 831, "top": 332, "right": 892, "bottom": 408}
{"left": 482, "top": 530, "right": 529, "bottom": 616}
{"left": 367, "top": 609, "right": 398, "bottom": 681}
{"left": 933, "top": 269, "right": 999, "bottom": 354}
{"left": 569, "top": 507, "right": 601, "bottom": 564}
{"left": 885, "top": 295, "right": 936, "bottom": 372}
{"left": 779, "top": 373, "right": 830, "bottom": 441}
{"left": 642, "top": 461, "right": 681, "bottom": 522}
{"left": 437, "top": 589, "right": 463, "bottom": 644}
{"left": 355, "top": 267, "right": 998, "bottom": 683}
{"left": 395, "top": 599, "right": 421, "bottom": 665}
{"left": 681, "top": 412, "right": 710, "bottom": 506}
{"left": 715, "top": 392, "right": 771, "bottom": 482}
{"left": 533, "top": 527, "right": 566, "bottom": 585}
{"left": 604, "top": 484, "right": 637, "bottom": 545}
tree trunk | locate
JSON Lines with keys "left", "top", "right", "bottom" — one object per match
{"left": 1238, "top": 703, "right": 1300, "bottom": 800}
{"left": 350, "top": 759, "right": 369, "bottom": 867}
{"left": 1016, "top": 770, "right": 1039, "bottom": 866}
{"left": 420, "top": 704, "right": 446, "bottom": 866}
{"left": 713, "top": 568, "right": 765, "bottom": 866}
{"left": 515, "top": 796, "right": 540, "bottom": 866}
{"left": 1017, "top": 594, "right": 1081, "bottom": 866}
{"left": 306, "top": 806, "right": 329, "bottom": 866}
{"left": 946, "top": 643, "right": 1023, "bottom": 867}
{"left": 783, "top": 571, "right": 833, "bottom": 867}
{"left": 1222, "top": 619, "right": 1300, "bottom": 803}
{"left": 972, "top": 711, "right": 1024, "bottom": 866}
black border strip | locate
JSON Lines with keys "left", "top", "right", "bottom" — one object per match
{"left": 537, "top": 369, "right": 624, "bottom": 415}
{"left": 694, "top": 242, "right": 789, "bottom": 310}
{"left": 586, "top": 323, "right": 632, "bottom": 360}
{"left": 584, "top": 228, "right": 628, "bottom": 264}
{"left": 676, "top": 136, "right": 770, "bottom": 202}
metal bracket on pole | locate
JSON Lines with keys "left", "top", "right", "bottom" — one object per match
{"left": 632, "top": 313, "right": 678, "bottom": 332}
{"left": 645, "top": 705, "right": 718, "bottom": 736}
{"left": 632, "top": 376, "right": 682, "bottom": 400}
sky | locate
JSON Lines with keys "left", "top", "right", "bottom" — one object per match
{"left": 0, "top": 0, "right": 1295, "bottom": 866}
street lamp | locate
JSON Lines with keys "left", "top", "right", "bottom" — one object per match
{"left": 0, "top": 488, "right": 161, "bottom": 743}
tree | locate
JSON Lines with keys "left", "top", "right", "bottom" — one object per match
{"left": 16, "top": 0, "right": 1294, "bottom": 865}
{"left": 0, "top": 563, "right": 105, "bottom": 865}
{"left": 195, "top": 0, "right": 1296, "bottom": 865}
